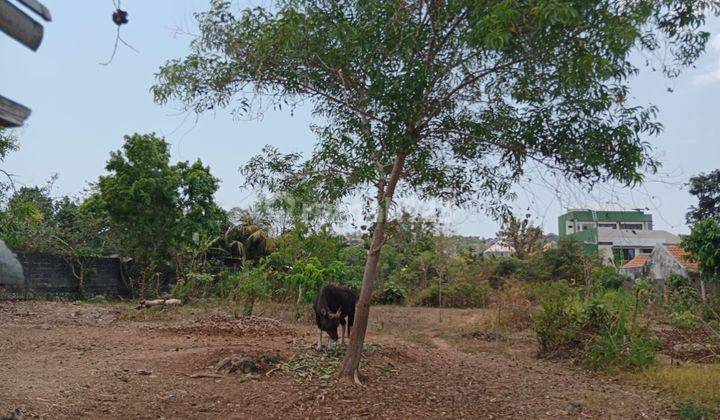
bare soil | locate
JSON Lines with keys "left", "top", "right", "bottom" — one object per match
{"left": 1, "top": 301, "right": 676, "bottom": 419}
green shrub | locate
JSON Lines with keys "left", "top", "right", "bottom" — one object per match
{"left": 233, "top": 267, "right": 269, "bottom": 315}
{"left": 592, "top": 266, "right": 626, "bottom": 290}
{"left": 172, "top": 272, "right": 215, "bottom": 300}
{"left": 87, "top": 294, "right": 107, "bottom": 303}
{"left": 534, "top": 282, "right": 658, "bottom": 371}
{"left": 491, "top": 257, "right": 526, "bottom": 278}
{"left": 677, "top": 401, "right": 713, "bottom": 420}
{"left": 669, "top": 310, "right": 701, "bottom": 330}
{"left": 413, "top": 281, "right": 489, "bottom": 308}
{"left": 372, "top": 281, "right": 407, "bottom": 305}
{"left": 533, "top": 282, "right": 582, "bottom": 355}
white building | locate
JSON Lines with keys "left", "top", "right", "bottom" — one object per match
{"left": 483, "top": 243, "right": 515, "bottom": 258}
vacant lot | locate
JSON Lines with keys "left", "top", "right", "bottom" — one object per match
{"left": 1, "top": 301, "right": 674, "bottom": 419}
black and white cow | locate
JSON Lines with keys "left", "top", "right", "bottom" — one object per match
{"left": 313, "top": 285, "right": 357, "bottom": 350}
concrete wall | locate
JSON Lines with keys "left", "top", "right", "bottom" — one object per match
{"left": 5, "top": 251, "right": 130, "bottom": 298}
{"left": 647, "top": 246, "right": 690, "bottom": 282}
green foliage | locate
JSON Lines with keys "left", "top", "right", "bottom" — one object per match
{"left": 534, "top": 282, "right": 657, "bottom": 371}
{"left": 677, "top": 401, "right": 713, "bottom": 420}
{"left": 414, "top": 281, "right": 489, "bottom": 309}
{"left": 686, "top": 169, "right": 720, "bottom": 224}
{"left": 492, "top": 257, "right": 526, "bottom": 278}
{"left": 592, "top": 266, "right": 627, "bottom": 290}
{"left": 372, "top": 281, "right": 407, "bottom": 305}
{"left": 87, "top": 294, "right": 108, "bottom": 304}
{"left": 522, "top": 238, "right": 598, "bottom": 284}
{"left": 233, "top": 266, "right": 269, "bottom": 316}
{"left": 0, "top": 128, "right": 19, "bottom": 197}
{"left": 156, "top": 0, "right": 717, "bottom": 213}
{"left": 669, "top": 310, "right": 701, "bottom": 330}
{"left": 98, "top": 133, "right": 225, "bottom": 296}
{"left": 496, "top": 214, "right": 545, "bottom": 259}
{"left": 533, "top": 281, "right": 582, "bottom": 355}
{"left": 682, "top": 218, "right": 720, "bottom": 284}
{"left": 172, "top": 272, "right": 216, "bottom": 300}
{"left": 667, "top": 274, "right": 699, "bottom": 312}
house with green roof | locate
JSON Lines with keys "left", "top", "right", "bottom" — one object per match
{"left": 558, "top": 208, "right": 679, "bottom": 265}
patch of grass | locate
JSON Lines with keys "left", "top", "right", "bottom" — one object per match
{"left": 676, "top": 401, "right": 714, "bottom": 420}
{"left": 404, "top": 332, "right": 437, "bottom": 348}
{"left": 377, "top": 362, "right": 398, "bottom": 375}
{"left": 643, "top": 364, "right": 720, "bottom": 409}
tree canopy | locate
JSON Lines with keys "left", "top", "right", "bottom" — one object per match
{"left": 686, "top": 169, "right": 720, "bottom": 224}
{"left": 153, "top": 0, "right": 719, "bottom": 379}
{"left": 682, "top": 217, "right": 720, "bottom": 283}
{"left": 98, "top": 133, "right": 225, "bottom": 293}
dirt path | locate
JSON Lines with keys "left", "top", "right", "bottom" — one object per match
{"left": 0, "top": 301, "right": 673, "bottom": 419}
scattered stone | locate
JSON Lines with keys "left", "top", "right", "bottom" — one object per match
{"left": 566, "top": 400, "right": 584, "bottom": 413}
{"left": 260, "top": 352, "right": 282, "bottom": 366}
{"left": 216, "top": 355, "right": 259, "bottom": 374}
{"left": 136, "top": 369, "right": 153, "bottom": 375}
{"left": 0, "top": 408, "right": 22, "bottom": 420}
{"left": 32, "top": 323, "right": 53, "bottom": 330}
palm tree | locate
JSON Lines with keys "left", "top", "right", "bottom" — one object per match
{"left": 224, "top": 208, "right": 276, "bottom": 265}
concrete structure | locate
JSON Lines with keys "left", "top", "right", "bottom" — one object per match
{"left": 558, "top": 208, "right": 679, "bottom": 265}
{"left": 620, "top": 243, "right": 700, "bottom": 286}
{"left": 0, "top": 239, "right": 24, "bottom": 291}
{"left": 646, "top": 244, "right": 699, "bottom": 283}
{"left": 4, "top": 251, "right": 130, "bottom": 297}
{"left": 483, "top": 243, "right": 514, "bottom": 258}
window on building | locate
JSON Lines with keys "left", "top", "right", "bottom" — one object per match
{"left": 598, "top": 223, "right": 617, "bottom": 229}
{"left": 620, "top": 223, "right": 643, "bottom": 230}
{"left": 622, "top": 248, "right": 636, "bottom": 261}
{"left": 640, "top": 248, "right": 653, "bottom": 254}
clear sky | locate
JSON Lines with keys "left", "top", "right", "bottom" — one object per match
{"left": 1, "top": 1, "right": 719, "bottom": 237}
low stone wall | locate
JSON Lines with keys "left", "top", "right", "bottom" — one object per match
{"left": 5, "top": 251, "right": 130, "bottom": 298}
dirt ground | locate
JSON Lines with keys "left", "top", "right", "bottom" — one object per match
{"left": 1, "top": 301, "right": 676, "bottom": 419}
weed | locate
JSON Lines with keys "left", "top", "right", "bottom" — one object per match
{"left": 677, "top": 401, "right": 714, "bottom": 420}
{"left": 414, "top": 281, "right": 490, "bottom": 308}
{"left": 534, "top": 282, "right": 657, "bottom": 370}
{"left": 644, "top": 364, "right": 720, "bottom": 408}
{"left": 670, "top": 310, "right": 702, "bottom": 330}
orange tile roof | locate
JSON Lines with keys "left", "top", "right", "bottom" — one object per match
{"left": 621, "top": 255, "right": 650, "bottom": 269}
{"left": 665, "top": 245, "right": 699, "bottom": 271}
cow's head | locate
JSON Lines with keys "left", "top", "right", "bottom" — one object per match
{"left": 320, "top": 308, "right": 342, "bottom": 319}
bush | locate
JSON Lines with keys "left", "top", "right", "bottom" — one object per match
{"left": 677, "top": 401, "right": 713, "bottom": 420}
{"left": 491, "top": 257, "right": 526, "bottom": 278}
{"left": 172, "top": 272, "right": 216, "bottom": 300}
{"left": 372, "top": 281, "right": 407, "bottom": 305}
{"left": 534, "top": 282, "right": 658, "bottom": 371}
{"left": 669, "top": 310, "right": 701, "bottom": 330}
{"left": 474, "top": 281, "right": 534, "bottom": 333}
{"left": 87, "top": 294, "right": 107, "bottom": 303}
{"left": 592, "top": 266, "right": 626, "bottom": 290}
{"left": 413, "top": 281, "right": 489, "bottom": 308}
{"left": 667, "top": 274, "right": 699, "bottom": 312}
{"left": 533, "top": 282, "right": 582, "bottom": 355}
{"left": 234, "top": 267, "right": 269, "bottom": 316}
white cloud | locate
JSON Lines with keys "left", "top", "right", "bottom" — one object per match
{"left": 693, "top": 34, "right": 720, "bottom": 85}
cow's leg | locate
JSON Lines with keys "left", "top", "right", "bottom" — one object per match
{"left": 316, "top": 329, "right": 323, "bottom": 351}
{"left": 340, "top": 321, "right": 346, "bottom": 345}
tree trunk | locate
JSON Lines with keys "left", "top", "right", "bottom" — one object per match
{"left": 295, "top": 283, "right": 303, "bottom": 320}
{"left": 700, "top": 278, "right": 707, "bottom": 303}
{"left": 340, "top": 151, "right": 406, "bottom": 381}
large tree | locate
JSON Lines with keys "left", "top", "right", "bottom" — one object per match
{"left": 681, "top": 217, "right": 720, "bottom": 302}
{"left": 496, "top": 213, "right": 545, "bottom": 259}
{"left": 153, "top": 0, "right": 718, "bottom": 380}
{"left": 98, "top": 133, "right": 225, "bottom": 296}
{"left": 686, "top": 169, "right": 720, "bottom": 224}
